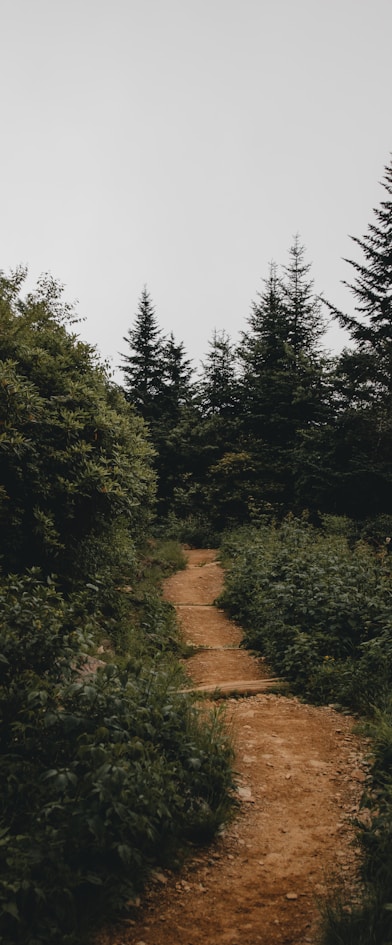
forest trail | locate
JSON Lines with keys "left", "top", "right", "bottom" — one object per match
{"left": 96, "top": 549, "right": 368, "bottom": 945}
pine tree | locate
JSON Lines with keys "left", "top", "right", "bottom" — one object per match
{"left": 160, "top": 332, "right": 194, "bottom": 425}
{"left": 238, "top": 262, "right": 289, "bottom": 435}
{"left": 119, "top": 287, "right": 165, "bottom": 425}
{"left": 152, "top": 333, "right": 195, "bottom": 516}
{"left": 326, "top": 156, "right": 392, "bottom": 516}
{"left": 281, "top": 235, "right": 325, "bottom": 363}
{"left": 238, "top": 250, "right": 328, "bottom": 514}
{"left": 334, "top": 157, "right": 392, "bottom": 393}
{"left": 345, "top": 159, "right": 392, "bottom": 324}
{"left": 198, "top": 329, "right": 238, "bottom": 417}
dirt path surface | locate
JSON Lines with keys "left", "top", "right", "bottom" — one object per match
{"left": 96, "top": 549, "right": 368, "bottom": 945}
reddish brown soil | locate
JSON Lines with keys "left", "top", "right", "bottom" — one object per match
{"left": 95, "top": 549, "right": 369, "bottom": 945}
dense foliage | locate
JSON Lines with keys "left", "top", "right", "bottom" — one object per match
{"left": 0, "top": 274, "right": 234, "bottom": 945}
{"left": 0, "top": 268, "right": 155, "bottom": 583}
{"left": 219, "top": 516, "right": 392, "bottom": 712}
{"left": 219, "top": 517, "right": 392, "bottom": 945}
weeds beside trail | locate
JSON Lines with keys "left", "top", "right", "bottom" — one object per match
{"left": 219, "top": 518, "right": 392, "bottom": 945}
{"left": 0, "top": 543, "right": 234, "bottom": 945}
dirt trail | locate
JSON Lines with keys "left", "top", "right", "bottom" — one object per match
{"left": 96, "top": 549, "right": 368, "bottom": 945}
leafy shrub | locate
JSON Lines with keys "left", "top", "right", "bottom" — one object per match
{"left": 147, "top": 539, "right": 188, "bottom": 574}
{"left": 0, "top": 572, "right": 234, "bottom": 945}
{"left": 221, "top": 518, "right": 392, "bottom": 944}
{"left": 319, "top": 890, "right": 392, "bottom": 945}
{"left": 320, "top": 702, "right": 392, "bottom": 945}
{"left": 219, "top": 517, "right": 392, "bottom": 710}
{"left": 358, "top": 513, "right": 392, "bottom": 551}
{"left": 156, "top": 511, "right": 222, "bottom": 548}
{"left": 0, "top": 270, "right": 155, "bottom": 584}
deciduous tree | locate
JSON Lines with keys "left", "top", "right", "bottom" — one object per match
{"left": 0, "top": 270, "right": 155, "bottom": 580}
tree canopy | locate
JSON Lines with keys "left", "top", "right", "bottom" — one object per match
{"left": 0, "top": 269, "right": 156, "bottom": 581}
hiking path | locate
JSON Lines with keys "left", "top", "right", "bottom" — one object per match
{"left": 96, "top": 549, "right": 368, "bottom": 945}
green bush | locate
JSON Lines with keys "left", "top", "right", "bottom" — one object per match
{"left": 320, "top": 703, "right": 392, "bottom": 945}
{"left": 219, "top": 517, "right": 392, "bottom": 710}
{"left": 156, "top": 511, "right": 222, "bottom": 548}
{"left": 0, "top": 572, "right": 234, "bottom": 945}
{"left": 319, "top": 891, "right": 392, "bottom": 945}
{"left": 220, "top": 518, "right": 392, "bottom": 945}
{"left": 147, "top": 539, "right": 188, "bottom": 574}
{"left": 0, "top": 270, "right": 155, "bottom": 584}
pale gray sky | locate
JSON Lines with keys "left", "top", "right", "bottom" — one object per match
{"left": 1, "top": 0, "right": 391, "bottom": 379}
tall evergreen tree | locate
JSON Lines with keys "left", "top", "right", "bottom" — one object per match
{"left": 326, "top": 156, "right": 392, "bottom": 516}
{"left": 329, "top": 159, "right": 392, "bottom": 380}
{"left": 238, "top": 249, "right": 328, "bottom": 514}
{"left": 198, "top": 329, "right": 238, "bottom": 417}
{"left": 160, "top": 332, "right": 194, "bottom": 424}
{"left": 281, "top": 234, "right": 325, "bottom": 361}
{"left": 119, "top": 287, "right": 164, "bottom": 425}
{"left": 187, "top": 330, "right": 250, "bottom": 528}
{"left": 239, "top": 262, "right": 289, "bottom": 434}
{"left": 153, "top": 333, "right": 195, "bottom": 516}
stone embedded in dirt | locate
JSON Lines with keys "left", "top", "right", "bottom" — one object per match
{"left": 237, "top": 785, "right": 253, "bottom": 800}
{"left": 352, "top": 768, "right": 367, "bottom": 782}
{"left": 286, "top": 892, "right": 298, "bottom": 900}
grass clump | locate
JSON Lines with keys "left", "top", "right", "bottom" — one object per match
{"left": 318, "top": 703, "right": 392, "bottom": 944}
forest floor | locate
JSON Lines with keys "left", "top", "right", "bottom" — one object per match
{"left": 95, "top": 549, "right": 369, "bottom": 945}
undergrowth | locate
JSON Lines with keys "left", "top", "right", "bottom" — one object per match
{"left": 219, "top": 516, "right": 392, "bottom": 945}
{"left": 0, "top": 543, "right": 234, "bottom": 945}
{"left": 219, "top": 516, "right": 392, "bottom": 713}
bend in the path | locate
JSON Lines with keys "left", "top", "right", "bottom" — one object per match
{"left": 95, "top": 548, "right": 367, "bottom": 945}
{"left": 164, "top": 549, "right": 275, "bottom": 695}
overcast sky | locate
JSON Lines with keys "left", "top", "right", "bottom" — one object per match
{"left": 1, "top": 0, "right": 391, "bottom": 379}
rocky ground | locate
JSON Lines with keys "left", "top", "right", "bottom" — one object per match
{"left": 94, "top": 549, "right": 369, "bottom": 945}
